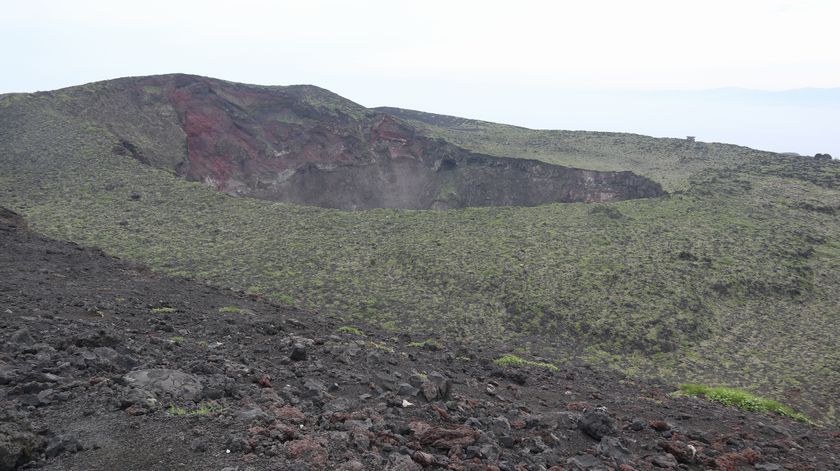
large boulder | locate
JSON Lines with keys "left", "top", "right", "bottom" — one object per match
{"left": 123, "top": 369, "right": 203, "bottom": 401}
{"left": 578, "top": 410, "right": 617, "bottom": 440}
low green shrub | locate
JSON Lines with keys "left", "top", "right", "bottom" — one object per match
{"left": 337, "top": 326, "right": 365, "bottom": 336}
{"left": 168, "top": 402, "right": 223, "bottom": 417}
{"left": 677, "top": 384, "right": 811, "bottom": 423}
{"left": 151, "top": 307, "right": 175, "bottom": 314}
{"left": 407, "top": 339, "right": 440, "bottom": 349}
{"left": 493, "top": 354, "right": 558, "bottom": 371}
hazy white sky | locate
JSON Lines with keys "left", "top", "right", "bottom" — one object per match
{"left": 1, "top": 0, "right": 838, "bottom": 154}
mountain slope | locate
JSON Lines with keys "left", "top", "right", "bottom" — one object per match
{"left": 1, "top": 75, "right": 839, "bottom": 424}
{"left": 0, "top": 74, "right": 662, "bottom": 210}
{"left": 3, "top": 207, "right": 838, "bottom": 470}
{"left": 376, "top": 106, "right": 840, "bottom": 192}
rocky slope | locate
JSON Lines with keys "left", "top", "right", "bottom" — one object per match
{"left": 2, "top": 209, "right": 838, "bottom": 470}
{"left": 2, "top": 74, "right": 663, "bottom": 209}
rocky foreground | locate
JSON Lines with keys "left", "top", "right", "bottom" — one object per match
{"left": 1, "top": 207, "right": 838, "bottom": 470}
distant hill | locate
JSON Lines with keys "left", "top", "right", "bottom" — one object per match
{"left": 2, "top": 74, "right": 840, "bottom": 424}
{"left": 391, "top": 86, "right": 839, "bottom": 159}
{"left": 0, "top": 74, "right": 662, "bottom": 210}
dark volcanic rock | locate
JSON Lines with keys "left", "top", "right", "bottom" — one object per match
{"left": 566, "top": 453, "right": 607, "bottom": 470}
{"left": 597, "top": 436, "right": 633, "bottom": 466}
{"left": 0, "top": 411, "right": 43, "bottom": 471}
{"left": 45, "top": 434, "right": 81, "bottom": 459}
{"left": 579, "top": 410, "right": 618, "bottom": 440}
{"left": 123, "top": 369, "right": 203, "bottom": 401}
{"left": 290, "top": 343, "right": 308, "bottom": 361}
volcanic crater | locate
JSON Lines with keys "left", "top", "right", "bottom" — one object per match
{"left": 101, "top": 75, "right": 666, "bottom": 210}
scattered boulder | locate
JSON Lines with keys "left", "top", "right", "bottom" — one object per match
{"left": 579, "top": 410, "right": 617, "bottom": 440}
{"left": 490, "top": 416, "right": 511, "bottom": 437}
{"left": 650, "top": 453, "right": 678, "bottom": 468}
{"left": 659, "top": 439, "right": 698, "bottom": 464}
{"left": 597, "top": 436, "right": 633, "bottom": 466}
{"left": 120, "top": 386, "right": 159, "bottom": 410}
{"left": 123, "top": 369, "right": 203, "bottom": 401}
{"left": 190, "top": 438, "right": 208, "bottom": 453}
{"left": 72, "top": 330, "right": 120, "bottom": 348}
{"left": 301, "top": 379, "right": 327, "bottom": 399}
{"left": 397, "top": 383, "right": 418, "bottom": 397}
{"left": 285, "top": 436, "right": 328, "bottom": 467}
{"left": 648, "top": 419, "right": 671, "bottom": 432}
{"left": 566, "top": 453, "right": 608, "bottom": 470}
{"left": 411, "top": 450, "right": 436, "bottom": 466}
{"left": 409, "top": 421, "right": 479, "bottom": 449}
{"left": 45, "top": 434, "right": 82, "bottom": 459}
{"left": 235, "top": 406, "right": 268, "bottom": 422}
{"left": 0, "top": 411, "right": 43, "bottom": 471}
{"left": 420, "top": 372, "right": 450, "bottom": 401}
{"left": 87, "top": 347, "right": 138, "bottom": 371}
{"left": 385, "top": 452, "right": 422, "bottom": 471}
{"left": 290, "top": 343, "right": 308, "bottom": 361}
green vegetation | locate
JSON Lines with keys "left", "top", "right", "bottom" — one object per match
{"left": 218, "top": 305, "right": 243, "bottom": 314}
{"left": 366, "top": 341, "right": 395, "bottom": 353}
{"left": 677, "top": 384, "right": 811, "bottom": 423}
{"left": 1, "top": 78, "right": 839, "bottom": 424}
{"left": 170, "top": 335, "right": 185, "bottom": 343}
{"left": 151, "top": 307, "right": 176, "bottom": 314}
{"left": 337, "top": 326, "right": 365, "bottom": 336}
{"left": 494, "top": 354, "right": 559, "bottom": 371}
{"left": 407, "top": 339, "right": 440, "bottom": 349}
{"left": 167, "top": 401, "right": 223, "bottom": 417}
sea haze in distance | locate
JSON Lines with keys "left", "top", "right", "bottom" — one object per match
{"left": 533, "top": 87, "right": 840, "bottom": 158}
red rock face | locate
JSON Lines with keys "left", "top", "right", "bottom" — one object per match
{"left": 121, "top": 74, "right": 665, "bottom": 209}
{"left": 165, "top": 77, "right": 359, "bottom": 190}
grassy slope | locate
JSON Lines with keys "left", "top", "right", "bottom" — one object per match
{"left": 2, "top": 86, "right": 840, "bottom": 423}
{"left": 375, "top": 107, "right": 819, "bottom": 192}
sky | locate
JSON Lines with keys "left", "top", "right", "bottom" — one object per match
{"left": 1, "top": 0, "right": 838, "bottom": 156}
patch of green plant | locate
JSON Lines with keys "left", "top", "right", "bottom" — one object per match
{"left": 151, "top": 307, "right": 175, "bottom": 314}
{"left": 170, "top": 335, "right": 185, "bottom": 343}
{"left": 407, "top": 338, "right": 440, "bottom": 349}
{"left": 218, "top": 305, "right": 243, "bottom": 314}
{"left": 167, "top": 401, "right": 223, "bottom": 417}
{"left": 494, "top": 354, "right": 559, "bottom": 371}
{"left": 337, "top": 326, "right": 365, "bottom": 336}
{"left": 272, "top": 294, "right": 295, "bottom": 306}
{"left": 677, "top": 384, "right": 811, "bottom": 423}
{"left": 366, "top": 341, "right": 395, "bottom": 353}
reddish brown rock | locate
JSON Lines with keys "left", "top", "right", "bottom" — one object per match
{"left": 275, "top": 405, "right": 306, "bottom": 424}
{"left": 286, "top": 436, "right": 328, "bottom": 467}
{"left": 409, "top": 421, "right": 479, "bottom": 450}
{"left": 658, "top": 439, "right": 699, "bottom": 464}
{"left": 649, "top": 420, "right": 671, "bottom": 431}
{"left": 713, "top": 448, "right": 759, "bottom": 471}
